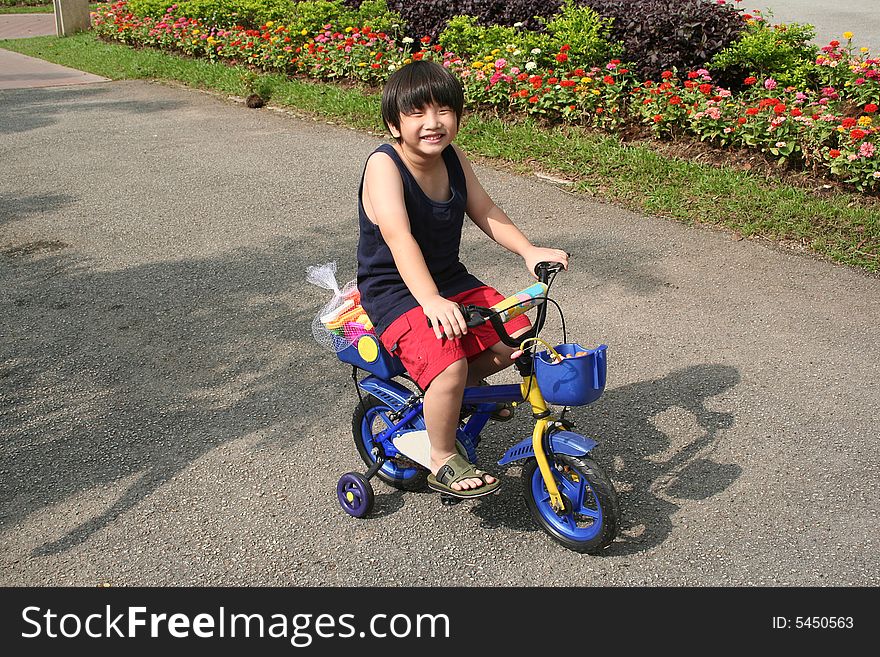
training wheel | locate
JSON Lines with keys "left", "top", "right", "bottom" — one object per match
{"left": 337, "top": 472, "right": 374, "bottom": 518}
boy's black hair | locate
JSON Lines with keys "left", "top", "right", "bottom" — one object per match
{"left": 381, "top": 61, "right": 465, "bottom": 138}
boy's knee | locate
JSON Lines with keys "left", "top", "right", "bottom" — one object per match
{"left": 431, "top": 358, "right": 468, "bottom": 386}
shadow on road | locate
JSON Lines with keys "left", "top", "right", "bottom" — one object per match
{"left": 0, "top": 235, "right": 352, "bottom": 556}
{"left": 0, "top": 85, "right": 185, "bottom": 136}
{"left": 471, "top": 363, "right": 742, "bottom": 554}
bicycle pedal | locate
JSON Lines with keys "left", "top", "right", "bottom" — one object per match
{"left": 439, "top": 494, "right": 462, "bottom": 507}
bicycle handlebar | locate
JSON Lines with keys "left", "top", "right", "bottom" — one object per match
{"left": 457, "top": 260, "right": 565, "bottom": 347}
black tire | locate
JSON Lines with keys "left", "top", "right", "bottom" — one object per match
{"left": 523, "top": 454, "right": 619, "bottom": 554}
{"left": 352, "top": 395, "right": 427, "bottom": 490}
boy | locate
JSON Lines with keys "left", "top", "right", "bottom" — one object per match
{"left": 357, "top": 61, "right": 568, "bottom": 498}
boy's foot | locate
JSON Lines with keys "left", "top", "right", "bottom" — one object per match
{"left": 427, "top": 454, "right": 500, "bottom": 499}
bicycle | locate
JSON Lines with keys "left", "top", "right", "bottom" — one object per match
{"left": 331, "top": 261, "right": 619, "bottom": 554}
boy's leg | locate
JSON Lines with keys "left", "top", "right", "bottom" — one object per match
{"left": 424, "top": 357, "right": 496, "bottom": 491}
{"left": 465, "top": 327, "right": 530, "bottom": 386}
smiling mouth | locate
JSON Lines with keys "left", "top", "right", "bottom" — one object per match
{"left": 421, "top": 134, "right": 444, "bottom": 142}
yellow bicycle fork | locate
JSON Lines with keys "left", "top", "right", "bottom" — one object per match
{"left": 521, "top": 375, "right": 565, "bottom": 513}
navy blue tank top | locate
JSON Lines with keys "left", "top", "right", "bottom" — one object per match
{"left": 356, "top": 143, "right": 482, "bottom": 336}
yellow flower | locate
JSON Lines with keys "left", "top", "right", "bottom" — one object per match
{"left": 473, "top": 61, "right": 484, "bottom": 69}
{"left": 491, "top": 48, "right": 500, "bottom": 55}
{"left": 591, "top": 89, "right": 600, "bottom": 96}
{"left": 861, "top": 47, "right": 870, "bottom": 53}
{"left": 192, "top": 29, "right": 199, "bottom": 34}
{"left": 357, "top": 62, "right": 367, "bottom": 67}
{"left": 207, "top": 37, "right": 215, "bottom": 45}
{"left": 301, "top": 28, "right": 308, "bottom": 35}
{"left": 266, "top": 21, "right": 274, "bottom": 28}
{"left": 403, "top": 58, "right": 411, "bottom": 64}
{"left": 345, "top": 26, "right": 353, "bottom": 33}
{"left": 843, "top": 31, "right": 853, "bottom": 39}
{"left": 581, "top": 77, "right": 591, "bottom": 83}
{"left": 858, "top": 116, "right": 873, "bottom": 126}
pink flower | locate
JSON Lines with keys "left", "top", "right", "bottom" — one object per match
{"left": 764, "top": 78, "right": 777, "bottom": 90}
{"left": 859, "top": 142, "right": 876, "bottom": 157}
{"left": 495, "top": 58, "right": 507, "bottom": 69}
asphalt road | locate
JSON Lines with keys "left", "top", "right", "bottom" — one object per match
{"left": 1, "top": 80, "right": 878, "bottom": 587}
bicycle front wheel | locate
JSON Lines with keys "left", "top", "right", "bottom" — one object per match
{"left": 523, "top": 454, "right": 619, "bottom": 554}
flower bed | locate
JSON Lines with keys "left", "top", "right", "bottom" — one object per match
{"left": 90, "top": 1, "right": 879, "bottom": 192}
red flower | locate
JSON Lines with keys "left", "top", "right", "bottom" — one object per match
{"left": 669, "top": 95, "right": 682, "bottom": 105}
{"left": 829, "top": 149, "right": 841, "bottom": 158}
{"left": 420, "top": 36, "right": 431, "bottom": 43}
{"left": 745, "top": 107, "right": 758, "bottom": 115}
{"left": 744, "top": 76, "right": 757, "bottom": 85}
{"left": 684, "top": 80, "right": 695, "bottom": 89}
{"left": 737, "top": 117, "right": 747, "bottom": 124}
{"left": 653, "top": 114, "right": 663, "bottom": 123}
{"left": 560, "top": 44, "right": 571, "bottom": 52}
{"left": 850, "top": 129, "right": 867, "bottom": 140}
{"left": 699, "top": 83, "right": 713, "bottom": 94}
{"left": 603, "top": 75, "right": 614, "bottom": 84}
{"left": 517, "top": 73, "right": 528, "bottom": 81}
{"left": 841, "top": 117, "right": 857, "bottom": 128}
{"left": 528, "top": 96, "right": 538, "bottom": 103}
{"left": 687, "top": 71, "right": 699, "bottom": 79}
{"left": 560, "top": 80, "right": 577, "bottom": 87}
{"left": 865, "top": 103, "right": 878, "bottom": 113}
{"left": 548, "top": 77, "right": 559, "bottom": 84}
{"left": 555, "top": 53, "right": 568, "bottom": 63}
{"left": 661, "top": 70, "right": 674, "bottom": 80}
{"left": 790, "top": 108, "right": 802, "bottom": 117}
{"left": 412, "top": 51, "right": 424, "bottom": 60}
{"left": 830, "top": 40, "right": 840, "bottom": 47}
{"left": 773, "top": 104, "right": 787, "bottom": 115}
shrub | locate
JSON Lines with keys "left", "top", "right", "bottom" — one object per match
{"left": 539, "top": 0, "right": 620, "bottom": 69}
{"left": 709, "top": 18, "right": 819, "bottom": 91}
{"left": 285, "top": 0, "right": 402, "bottom": 37}
{"left": 127, "top": 0, "right": 293, "bottom": 28}
{"left": 438, "top": 15, "right": 553, "bottom": 67}
{"left": 582, "top": 0, "right": 745, "bottom": 81}
{"left": 383, "top": 0, "right": 563, "bottom": 41}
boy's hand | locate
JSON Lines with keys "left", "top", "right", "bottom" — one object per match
{"left": 524, "top": 246, "right": 569, "bottom": 278}
{"left": 422, "top": 295, "right": 468, "bottom": 340}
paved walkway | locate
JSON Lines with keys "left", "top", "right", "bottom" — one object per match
{"left": 0, "top": 13, "right": 108, "bottom": 89}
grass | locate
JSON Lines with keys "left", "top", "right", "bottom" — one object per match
{"left": 2, "top": 31, "right": 878, "bottom": 273}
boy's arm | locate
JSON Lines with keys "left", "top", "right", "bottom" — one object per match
{"left": 453, "top": 145, "right": 569, "bottom": 276}
{"left": 363, "top": 152, "right": 468, "bottom": 339}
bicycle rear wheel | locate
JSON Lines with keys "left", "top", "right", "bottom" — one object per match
{"left": 352, "top": 395, "right": 426, "bottom": 490}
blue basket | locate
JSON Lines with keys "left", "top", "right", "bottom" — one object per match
{"left": 533, "top": 343, "right": 607, "bottom": 406}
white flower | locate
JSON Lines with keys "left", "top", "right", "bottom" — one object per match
{"left": 513, "top": 22, "right": 524, "bottom": 28}
{"left": 530, "top": 48, "right": 541, "bottom": 55}
{"left": 873, "top": 171, "right": 880, "bottom": 179}
{"left": 402, "top": 36, "right": 414, "bottom": 44}
{"left": 525, "top": 61, "right": 537, "bottom": 70}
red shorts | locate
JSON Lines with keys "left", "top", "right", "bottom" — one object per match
{"left": 379, "top": 286, "right": 531, "bottom": 389}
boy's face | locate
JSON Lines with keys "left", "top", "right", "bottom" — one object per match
{"left": 389, "top": 102, "right": 459, "bottom": 155}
